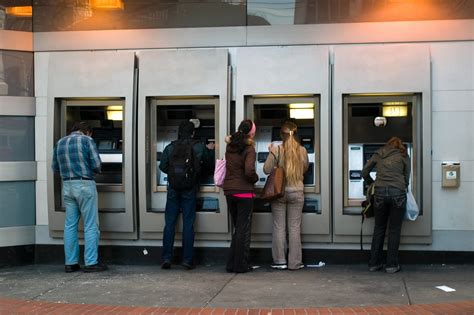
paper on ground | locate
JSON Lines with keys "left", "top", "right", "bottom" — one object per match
{"left": 436, "top": 285, "right": 456, "bottom": 292}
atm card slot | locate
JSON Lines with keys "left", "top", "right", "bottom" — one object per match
{"left": 253, "top": 198, "right": 271, "bottom": 212}
{"left": 196, "top": 197, "right": 219, "bottom": 213}
{"left": 349, "top": 170, "right": 362, "bottom": 180}
{"left": 303, "top": 198, "right": 320, "bottom": 214}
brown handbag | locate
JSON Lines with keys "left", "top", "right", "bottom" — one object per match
{"left": 261, "top": 146, "right": 285, "bottom": 200}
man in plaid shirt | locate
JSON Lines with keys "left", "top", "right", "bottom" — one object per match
{"left": 52, "top": 122, "right": 108, "bottom": 273}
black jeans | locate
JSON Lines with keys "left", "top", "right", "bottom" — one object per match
{"left": 369, "top": 187, "right": 406, "bottom": 268}
{"left": 226, "top": 195, "right": 254, "bottom": 273}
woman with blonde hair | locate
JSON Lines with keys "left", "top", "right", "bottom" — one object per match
{"left": 263, "top": 121, "right": 309, "bottom": 270}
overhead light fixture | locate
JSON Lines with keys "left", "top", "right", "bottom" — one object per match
{"left": 382, "top": 105, "right": 408, "bottom": 117}
{"left": 289, "top": 103, "right": 314, "bottom": 109}
{"left": 290, "top": 108, "right": 314, "bottom": 120}
{"left": 91, "top": 0, "right": 124, "bottom": 10}
{"left": 5, "top": 6, "right": 32, "bottom": 17}
{"left": 106, "top": 105, "right": 123, "bottom": 121}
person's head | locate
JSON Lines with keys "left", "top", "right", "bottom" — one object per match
{"left": 70, "top": 122, "right": 92, "bottom": 136}
{"left": 386, "top": 136, "right": 407, "bottom": 156}
{"left": 281, "top": 121, "right": 304, "bottom": 186}
{"left": 178, "top": 120, "right": 195, "bottom": 139}
{"left": 227, "top": 119, "right": 255, "bottom": 153}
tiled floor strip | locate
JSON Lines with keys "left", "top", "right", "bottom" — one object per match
{"left": 0, "top": 298, "right": 472, "bottom": 315}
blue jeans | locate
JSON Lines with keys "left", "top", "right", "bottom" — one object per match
{"left": 162, "top": 186, "right": 197, "bottom": 264}
{"left": 369, "top": 187, "right": 406, "bottom": 268}
{"left": 62, "top": 180, "right": 100, "bottom": 266}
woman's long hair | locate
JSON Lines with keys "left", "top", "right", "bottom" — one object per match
{"left": 386, "top": 136, "right": 407, "bottom": 157}
{"left": 281, "top": 121, "right": 304, "bottom": 186}
{"left": 228, "top": 119, "right": 254, "bottom": 153}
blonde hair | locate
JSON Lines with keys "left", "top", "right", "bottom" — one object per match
{"left": 281, "top": 121, "right": 304, "bottom": 186}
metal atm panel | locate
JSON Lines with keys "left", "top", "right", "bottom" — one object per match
{"left": 45, "top": 50, "right": 137, "bottom": 240}
{"left": 245, "top": 96, "right": 323, "bottom": 239}
{"left": 137, "top": 49, "right": 230, "bottom": 240}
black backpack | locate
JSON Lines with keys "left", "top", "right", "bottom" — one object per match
{"left": 167, "top": 139, "right": 199, "bottom": 190}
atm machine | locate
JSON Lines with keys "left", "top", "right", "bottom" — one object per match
{"left": 245, "top": 96, "right": 322, "bottom": 239}
{"left": 343, "top": 96, "right": 416, "bottom": 213}
{"left": 50, "top": 97, "right": 137, "bottom": 239}
{"left": 152, "top": 101, "right": 219, "bottom": 213}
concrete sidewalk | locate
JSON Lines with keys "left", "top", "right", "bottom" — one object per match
{"left": 0, "top": 264, "right": 473, "bottom": 312}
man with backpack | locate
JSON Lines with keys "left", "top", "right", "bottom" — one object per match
{"left": 159, "top": 120, "right": 214, "bottom": 270}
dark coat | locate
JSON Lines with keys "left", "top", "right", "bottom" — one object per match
{"left": 223, "top": 137, "right": 258, "bottom": 195}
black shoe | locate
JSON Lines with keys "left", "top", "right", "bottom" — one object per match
{"left": 368, "top": 264, "right": 384, "bottom": 272}
{"left": 182, "top": 262, "right": 195, "bottom": 270}
{"left": 161, "top": 261, "right": 171, "bottom": 269}
{"left": 385, "top": 265, "right": 401, "bottom": 273}
{"left": 65, "top": 264, "right": 80, "bottom": 273}
{"left": 83, "top": 263, "right": 108, "bottom": 273}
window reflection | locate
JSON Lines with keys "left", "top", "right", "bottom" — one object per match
{"left": 33, "top": 0, "right": 247, "bottom": 32}
{"left": 0, "top": 1, "right": 32, "bottom": 31}
{"left": 248, "top": 0, "right": 474, "bottom": 26}
{"left": 0, "top": 116, "right": 35, "bottom": 161}
{"left": 0, "top": 50, "right": 34, "bottom": 97}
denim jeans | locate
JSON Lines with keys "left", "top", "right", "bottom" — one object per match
{"left": 369, "top": 187, "right": 406, "bottom": 268}
{"left": 162, "top": 186, "right": 197, "bottom": 265}
{"left": 62, "top": 180, "right": 100, "bottom": 266}
{"left": 226, "top": 195, "right": 253, "bottom": 273}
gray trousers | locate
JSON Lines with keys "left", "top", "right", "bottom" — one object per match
{"left": 271, "top": 190, "right": 305, "bottom": 269}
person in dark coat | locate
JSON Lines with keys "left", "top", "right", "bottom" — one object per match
{"left": 223, "top": 119, "right": 259, "bottom": 273}
{"left": 362, "top": 136, "right": 411, "bottom": 273}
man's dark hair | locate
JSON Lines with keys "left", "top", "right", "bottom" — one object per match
{"left": 178, "top": 120, "right": 195, "bottom": 139}
{"left": 70, "top": 122, "right": 92, "bottom": 135}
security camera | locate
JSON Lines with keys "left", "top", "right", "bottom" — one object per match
{"left": 374, "top": 116, "right": 387, "bottom": 127}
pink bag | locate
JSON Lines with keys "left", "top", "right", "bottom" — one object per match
{"left": 214, "top": 158, "right": 226, "bottom": 187}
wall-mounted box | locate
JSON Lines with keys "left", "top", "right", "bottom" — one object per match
{"left": 441, "top": 162, "right": 460, "bottom": 188}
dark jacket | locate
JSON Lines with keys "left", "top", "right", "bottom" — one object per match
{"left": 223, "top": 137, "right": 259, "bottom": 195}
{"left": 362, "top": 145, "right": 410, "bottom": 192}
{"left": 159, "top": 138, "right": 214, "bottom": 182}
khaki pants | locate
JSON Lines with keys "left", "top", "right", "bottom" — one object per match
{"left": 271, "top": 190, "right": 304, "bottom": 269}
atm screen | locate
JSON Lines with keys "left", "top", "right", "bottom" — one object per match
{"left": 97, "top": 140, "right": 114, "bottom": 150}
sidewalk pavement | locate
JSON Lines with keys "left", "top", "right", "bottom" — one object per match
{"left": 0, "top": 264, "right": 473, "bottom": 314}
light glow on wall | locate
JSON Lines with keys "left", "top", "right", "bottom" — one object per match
{"left": 91, "top": 0, "right": 124, "bottom": 10}
{"left": 5, "top": 6, "right": 32, "bottom": 17}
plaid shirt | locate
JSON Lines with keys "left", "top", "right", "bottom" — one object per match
{"left": 52, "top": 131, "right": 101, "bottom": 180}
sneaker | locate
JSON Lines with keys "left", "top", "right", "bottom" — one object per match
{"left": 83, "top": 263, "right": 108, "bottom": 273}
{"left": 65, "top": 264, "right": 80, "bottom": 273}
{"left": 182, "top": 262, "right": 195, "bottom": 270}
{"left": 385, "top": 265, "right": 401, "bottom": 274}
{"left": 289, "top": 264, "right": 305, "bottom": 270}
{"left": 368, "top": 264, "right": 384, "bottom": 272}
{"left": 161, "top": 261, "right": 171, "bottom": 269}
{"left": 270, "top": 263, "right": 288, "bottom": 270}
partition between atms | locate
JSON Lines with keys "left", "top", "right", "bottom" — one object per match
{"left": 45, "top": 51, "right": 137, "bottom": 240}
{"left": 332, "top": 45, "right": 432, "bottom": 244}
{"left": 245, "top": 95, "right": 323, "bottom": 241}
{"left": 137, "top": 49, "right": 230, "bottom": 240}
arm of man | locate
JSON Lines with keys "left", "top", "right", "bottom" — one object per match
{"left": 159, "top": 144, "right": 171, "bottom": 174}
{"left": 52, "top": 144, "right": 60, "bottom": 173}
{"left": 87, "top": 138, "right": 102, "bottom": 174}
